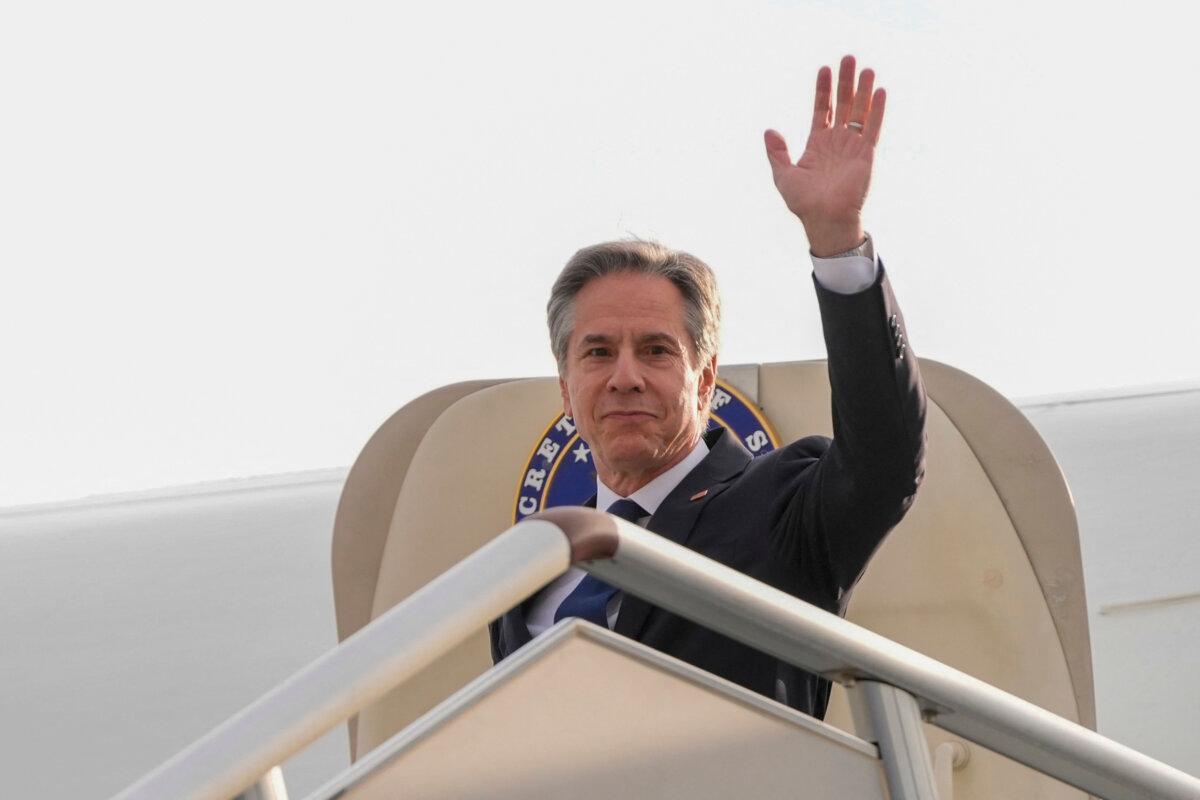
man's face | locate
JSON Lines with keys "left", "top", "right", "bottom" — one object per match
{"left": 559, "top": 272, "right": 716, "bottom": 488}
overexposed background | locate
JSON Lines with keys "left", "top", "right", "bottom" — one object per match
{"left": 3, "top": 0, "right": 1198, "bottom": 507}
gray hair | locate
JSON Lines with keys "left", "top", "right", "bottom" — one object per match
{"left": 547, "top": 239, "right": 721, "bottom": 375}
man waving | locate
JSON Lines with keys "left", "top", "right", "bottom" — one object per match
{"left": 491, "top": 55, "right": 926, "bottom": 720}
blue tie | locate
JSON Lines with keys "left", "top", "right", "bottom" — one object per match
{"left": 554, "top": 498, "right": 648, "bottom": 628}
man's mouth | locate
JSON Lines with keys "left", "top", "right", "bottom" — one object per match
{"left": 602, "top": 411, "right": 656, "bottom": 421}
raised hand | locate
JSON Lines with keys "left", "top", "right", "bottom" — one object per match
{"left": 764, "top": 55, "right": 885, "bottom": 256}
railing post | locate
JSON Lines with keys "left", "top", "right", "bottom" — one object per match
{"left": 847, "top": 680, "right": 939, "bottom": 800}
{"left": 933, "top": 741, "right": 969, "bottom": 800}
{"left": 233, "top": 766, "right": 288, "bottom": 800}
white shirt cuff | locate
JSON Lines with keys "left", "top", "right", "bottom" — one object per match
{"left": 810, "top": 235, "right": 880, "bottom": 294}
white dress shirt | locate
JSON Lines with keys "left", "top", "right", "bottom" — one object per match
{"left": 524, "top": 242, "right": 880, "bottom": 637}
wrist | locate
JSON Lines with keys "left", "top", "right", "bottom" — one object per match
{"left": 804, "top": 220, "right": 865, "bottom": 258}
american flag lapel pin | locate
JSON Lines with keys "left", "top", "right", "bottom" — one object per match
{"left": 690, "top": 489, "right": 709, "bottom": 501}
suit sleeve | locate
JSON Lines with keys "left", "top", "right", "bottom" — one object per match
{"left": 770, "top": 260, "right": 927, "bottom": 607}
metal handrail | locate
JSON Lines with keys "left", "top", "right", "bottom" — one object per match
{"left": 590, "top": 517, "right": 1200, "bottom": 800}
{"left": 111, "top": 520, "right": 570, "bottom": 800}
{"left": 112, "top": 510, "right": 1200, "bottom": 800}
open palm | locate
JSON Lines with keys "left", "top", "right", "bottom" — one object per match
{"left": 765, "top": 56, "right": 885, "bottom": 255}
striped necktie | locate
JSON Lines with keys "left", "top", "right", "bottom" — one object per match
{"left": 553, "top": 498, "right": 648, "bottom": 628}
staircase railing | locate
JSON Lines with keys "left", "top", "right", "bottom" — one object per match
{"left": 112, "top": 507, "right": 1200, "bottom": 800}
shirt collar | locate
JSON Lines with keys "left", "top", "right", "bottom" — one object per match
{"left": 596, "top": 437, "right": 710, "bottom": 516}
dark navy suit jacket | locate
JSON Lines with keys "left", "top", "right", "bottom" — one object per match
{"left": 489, "top": 265, "right": 927, "bottom": 720}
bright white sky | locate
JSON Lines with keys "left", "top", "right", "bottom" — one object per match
{"left": 2, "top": 1, "right": 1197, "bottom": 507}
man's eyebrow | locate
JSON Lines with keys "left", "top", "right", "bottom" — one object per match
{"left": 577, "top": 332, "right": 682, "bottom": 348}
{"left": 637, "top": 332, "right": 681, "bottom": 345}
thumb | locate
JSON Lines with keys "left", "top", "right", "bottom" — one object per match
{"left": 763, "top": 129, "right": 792, "bottom": 171}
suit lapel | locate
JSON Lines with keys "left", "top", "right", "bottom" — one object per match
{"left": 497, "top": 606, "right": 533, "bottom": 656}
{"left": 614, "top": 429, "right": 751, "bottom": 640}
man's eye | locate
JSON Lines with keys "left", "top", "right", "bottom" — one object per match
{"left": 647, "top": 345, "right": 670, "bottom": 356}
{"left": 584, "top": 347, "right": 610, "bottom": 358}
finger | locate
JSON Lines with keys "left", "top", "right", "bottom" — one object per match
{"left": 849, "top": 68, "right": 875, "bottom": 128}
{"left": 810, "top": 65, "right": 833, "bottom": 133}
{"left": 763, "top": 129, "right": 792, "bottom": 172}
{"left": 834, "top": 54, "right": 856, "bottom": 126}
{"left": 864, "top": 87, "right": 886, "bottom": 145}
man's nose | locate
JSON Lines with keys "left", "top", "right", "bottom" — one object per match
{"left": 606, "top": 348, "right": 645, "bottom": 392}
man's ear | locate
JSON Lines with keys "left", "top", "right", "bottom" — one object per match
{"left": 559, "top": 374, "right": 573, "bottom": 418}
{"left": 698, "top": 354, "right": 718, "bottom": 411}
